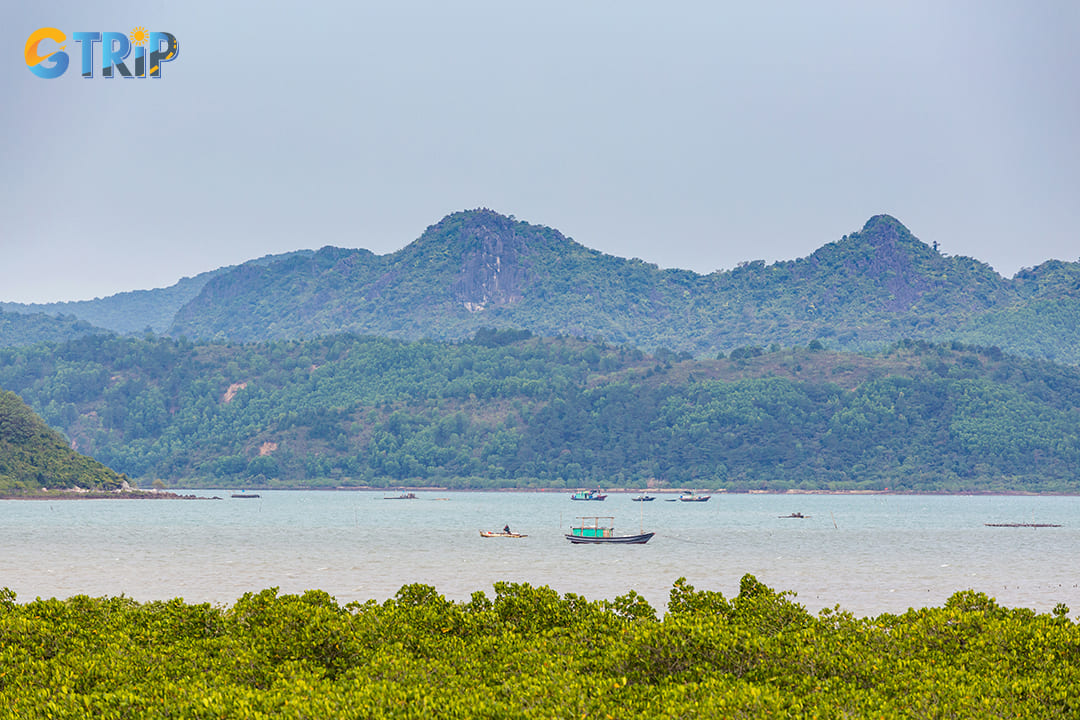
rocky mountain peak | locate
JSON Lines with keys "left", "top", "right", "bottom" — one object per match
{"left": 408, "top": 209, "right": 543, "bottom": 311}
{"left": 858, "top": 214, "right": 914, "bottom": 246}
{"left": 450, "top": 211, "right": 531, "bottom": 311}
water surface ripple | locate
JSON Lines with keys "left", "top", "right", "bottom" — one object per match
{"left": 3, "top": 491, "right": 1078, "bottom": 617}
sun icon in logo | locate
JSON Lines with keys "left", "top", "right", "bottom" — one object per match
{"left": 129, "top": 26, "right": 149, "bottom": 46}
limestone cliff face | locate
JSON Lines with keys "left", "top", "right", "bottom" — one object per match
{"left": 449, "top": 212, "right": 529, "bottom": 311}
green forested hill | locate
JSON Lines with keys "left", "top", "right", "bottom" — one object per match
{"left": 0, "top": 273, "right": 218, "bottom": 336}
{"left": 164, "top": 210, "right": 1080, "bottom": 364}
{"left": 0, "top": 250, "right": 314, "bottom": 337}
{"left": 0, "top": 388, "right": 126, "bottom": 494}
{"left": 166, "top": 210, "right": 704, "bottom": 345}
{"left": 1, "top": 332, "right": 1077, "bottom": 492}
{"left": 0, "top": 309, "right": 112, "bottom": 348}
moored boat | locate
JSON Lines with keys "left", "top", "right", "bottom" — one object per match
{"left": 679, "top": 491, "right": 710, "bottom": 502}
{"left": 631, "top": 494, "right": 655, "bottom": 502}
{"left": 385, "top": 492, "right": 418, "bottom": 500}
{"left": 570, "top": 489, "right": 607, "bottom": 501}
{"left": 566, "top": 516, "right": 654, "bottom": 544}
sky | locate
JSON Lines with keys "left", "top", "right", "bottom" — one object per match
{"left": 3, "top": 1, "right": 1079, "bottom": 303}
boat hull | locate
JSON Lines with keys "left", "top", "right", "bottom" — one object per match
{"left": 565, "top": 532, "right": 654, "bottom": 544}
{"left": 479, "top": 531, "right": 528, "bottom": 538}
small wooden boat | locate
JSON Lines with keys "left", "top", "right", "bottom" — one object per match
{"left": 479, "top": 530, "right": 528, "bottom": 538}
{"left": 679, "top": 491, "right": 710, "bottom": 502}
{"left": 384, "top": 492, "right": 418, "bottom": 500}
{"left": 631, "top": 495, "right": 655, "bottom": 502}
{"left": 566, "top": 517, "right": 654, "bottom": 544}
{"left": 570, "top": 489, "right": 607, "bottom": 501}
{"left": 231, "top": 492, "right": 260, "bottom": 499}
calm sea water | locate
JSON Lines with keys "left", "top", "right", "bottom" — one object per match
{"left": 2, "top": 491, "right": 1078, "bottom": 618}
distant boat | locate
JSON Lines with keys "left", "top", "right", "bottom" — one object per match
{"left": 385, "top": 492, "right": 418, "bottom": 500}
{"left": 679, "top": 491, "right": 710, "bottom": 502}
{"left": 631, "top": 494, "right": 655, "bottom": 502}
{"left": 566, "top": 516, "right": 653, "bottom": 544}
{"left": 780, "top": 512, "right": 808, "bottom": 519}
{"left": 479, "top": 530, "right": 528, "bottom": 538}
{"left": 570, "top": 489, "right": 607, "bottom": 501}
{"left": 231, "top": 492, "right": 260, "bottom": 499}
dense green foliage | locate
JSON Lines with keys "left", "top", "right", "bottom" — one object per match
{"left": 1, "top": 577, "right": 1077, "bottom": 718}
{"left": 1, "top": 332, "right": 1078, "bottom": 492}
{"left": 0, "top": 389, "right": 126, "bottom": 494}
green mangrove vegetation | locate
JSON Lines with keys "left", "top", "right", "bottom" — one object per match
{"left": 1, "top": 577, "right": 1076, "bottom": 718}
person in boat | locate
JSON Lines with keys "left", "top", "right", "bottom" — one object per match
{"left": 503, "top": 524, "right": 511, "bottom": 534}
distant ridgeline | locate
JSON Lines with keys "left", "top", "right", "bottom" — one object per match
{"left": 0, "top": 309, "right": 111, "bottom": 348}
{"left": 0, "top": 389, "right": 126, "bottom": 494}
{"left": 0, "top": 250, "right": 312, "bottom": 341}
{"left": 1, "top": 333, "right": 1078, "bottom": 492}
{"left": 2, "top": 210, "right": 1079, "bottom": 365}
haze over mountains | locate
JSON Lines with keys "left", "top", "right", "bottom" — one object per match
{"left": 3, "top": 210, "right": 1079, "bottom": 364}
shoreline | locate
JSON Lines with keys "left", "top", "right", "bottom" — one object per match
{"left": 1, "top": 489, "right": 222, "bottom": 501}
{"left": 6, "top": 487, "right": 1071, "bottom": 499}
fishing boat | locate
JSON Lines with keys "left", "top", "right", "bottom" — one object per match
{"left": 231, "top": 492, "right": 260, "bottom": 499}
{"left": 565, "top": 516, "right": 654, "bottom": 544}
{"left": 479, "top": 530, "right": 529, "bottom": 538}
{"left": 570, "top": 489, "right": 607, "bottom": 501}
{"left": 631, "top": 494, "right": 655, "bottom": 502}
{"left": 679, "top": 491, "right": 710, "bottom": 502}
{"left": 780, "top": 512, "right": 808, "bottom": 519}
{"left": 384, "top": 492, "right": 418, "bottom": 500}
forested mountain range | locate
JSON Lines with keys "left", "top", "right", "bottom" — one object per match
{"left": 0, "top": 273, "right": 219, "bottom": 337}
{"left": 2, "top": 210, "right": 1078, "bottom": 363}
{"left": 0, "top": 389, "right": 126, "bottom": 494}
{"left": 2, "top": 332, "right": 1077, "bottom": 492}
{"left": 0, "top": 250, "right": 312, "bottom": 341}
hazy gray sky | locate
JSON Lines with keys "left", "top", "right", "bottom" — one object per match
{"left": 3, "top": 1, "right": 1078, "bottom": 303}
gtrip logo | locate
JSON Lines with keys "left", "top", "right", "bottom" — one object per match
{"left": 25, "top": 27, "right": 179, "bottom": 79}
